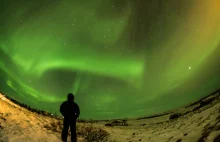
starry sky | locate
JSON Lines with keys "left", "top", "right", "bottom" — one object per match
{"left": 0, "top": 0, "right": 220, "bottom": 120}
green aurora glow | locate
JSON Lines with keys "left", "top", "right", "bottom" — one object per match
{"left": 0, "top": 0, "right": 220, "bottom": 119}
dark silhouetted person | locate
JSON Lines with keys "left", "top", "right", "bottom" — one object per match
{"left": 60, "top": 93, "right": 80, "bottom": 142}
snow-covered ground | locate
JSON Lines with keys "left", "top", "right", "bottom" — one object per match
{"left": 0, "top": 90, "right": 220, "bottom": 142}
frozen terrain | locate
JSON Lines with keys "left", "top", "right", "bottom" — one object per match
{"left": 0, "top": 89, "right": 220, "bottom": 142}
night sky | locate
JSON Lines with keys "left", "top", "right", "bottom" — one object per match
{"left": 0, "top": 0, "right": 220, "bottom": 120}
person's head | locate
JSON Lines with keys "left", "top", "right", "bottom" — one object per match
{"left": 67, "top": 93, "right": 74, "bottom": 102}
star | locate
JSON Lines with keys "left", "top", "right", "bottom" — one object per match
{"left": 189, "top": 66, "right": 191, "bottom": 70}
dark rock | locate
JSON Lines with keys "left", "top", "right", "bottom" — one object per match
{"left": 0, "top": 117, "right": 6, "bottom": 121}
{"left": 105, "top": 123, "right": 113, "bottom": 126}
{"left": 200, "top": 97, "right": 215, "bottom": 107}
{"left": 168, "top": 136, "right": 173, "bottom": 140}
{"left": 197, "top": 131, "right": 209, "bottom": 142}
{"left": 169, "top": 113, "right": 182, "bottom": 120}
{"left": 176, "top": 139, "right": 182, "bottom": 142}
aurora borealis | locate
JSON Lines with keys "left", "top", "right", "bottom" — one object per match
{"left": 0, "top": 0, "right": 220, "bottom": 120}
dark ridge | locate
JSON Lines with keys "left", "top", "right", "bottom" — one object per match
{"left": 137, "top": 89, "right": 220, "bottom": 121}
{"left": 185, "top": 88, "right": 220, "bottom": 108}
{"left": 136, "top": 112, "right": 171, "bottom": 120}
